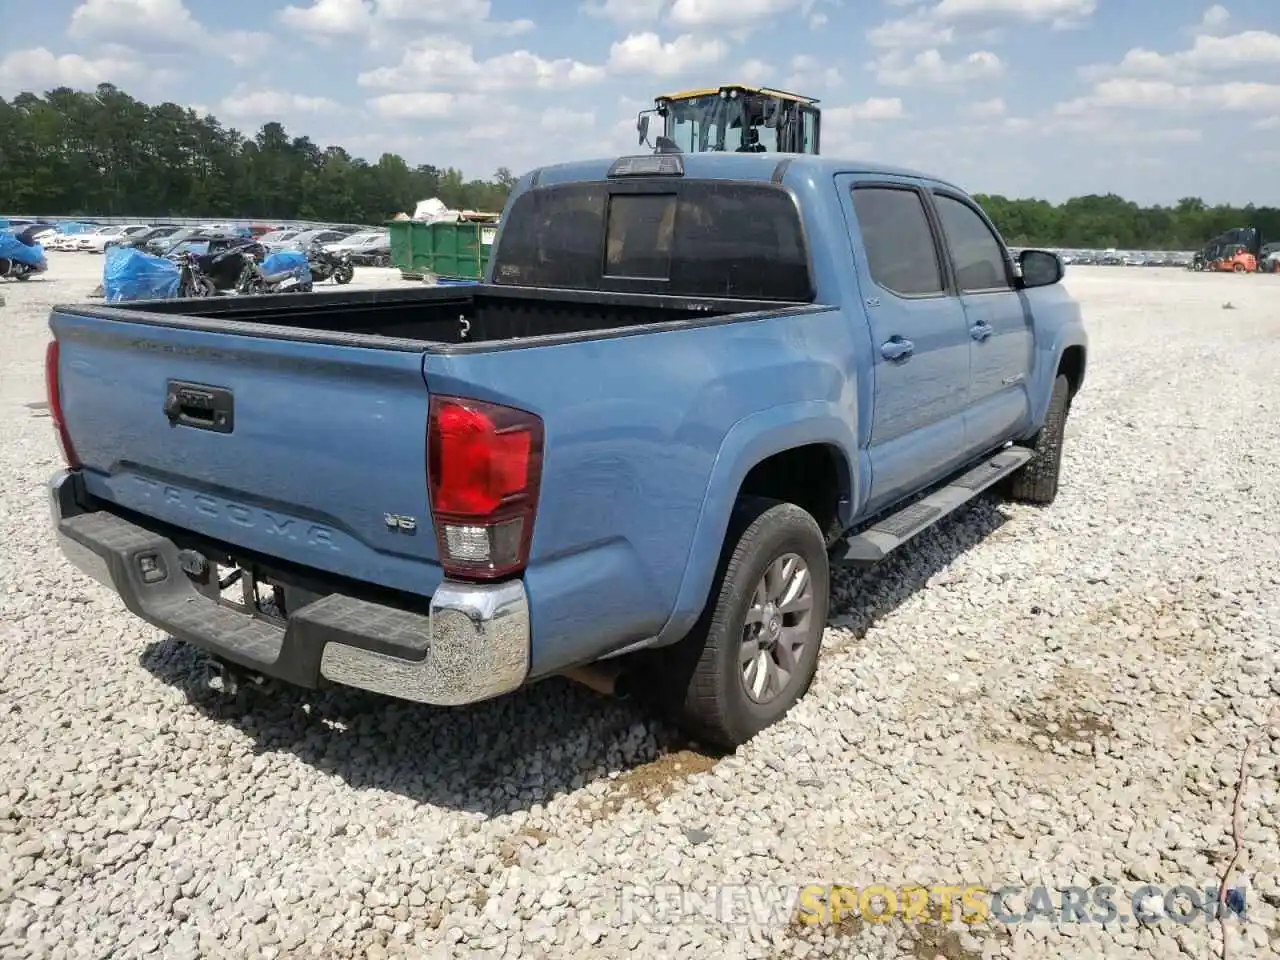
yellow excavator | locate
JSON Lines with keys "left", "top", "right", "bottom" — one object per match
{"left": 636, "top": 84, "right": 821, "bottom": 155}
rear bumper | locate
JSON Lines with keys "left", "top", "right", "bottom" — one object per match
{"left": 48, "top": 469, "right": 530, "bottom": 707}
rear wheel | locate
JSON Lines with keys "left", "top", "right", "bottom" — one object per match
{"left": 1233, "top": 262, "right": 1247, "bottom": 273}
{"left": 183, "top": 276, "right": 216, "bottom": 298}
{"left": 1007, "top": 374, "right": 1071, "bottom": 505}
{"left": 334, "top": 262, "right": 354, "bottom": 285}
{"left": 657, "top": 497, "right": 829, "bottom": 749}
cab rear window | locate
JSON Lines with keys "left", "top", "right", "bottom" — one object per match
{"left": 491, "top": 180, "right": 813, "bottom": 302}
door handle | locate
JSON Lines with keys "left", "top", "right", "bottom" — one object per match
{"left": 881, "top": 337, "right": 914, "bottom": 361}
{"left": 970, "top": 321, "right": 993, "bottom": 341}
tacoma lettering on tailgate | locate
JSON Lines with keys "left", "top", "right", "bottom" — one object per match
{"left": 131, "top": 476, "right": 339, "bottom": 550}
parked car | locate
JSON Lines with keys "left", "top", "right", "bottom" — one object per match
{"left": 110, "top": 225, "right": 182, "bottom": 251}
{"left": 79, "top": 224, "right": 150, "bottom": 253}
{"left": 279, "top": 229, "right": 351, "bottom": 253}
{"left": 43, "top": 152, "right": 1086, "bottom": 749}
{"left": 147, "top": 228, "right": 227, "bottom": 257}
{"left": 7, "top": 222, "right": 60, "bottom": 245}
{"left": 322, "top": 230, "right": 391, "bottom": 267}
{"left": 256, "top": 229, "right": 301, "bottom": 251}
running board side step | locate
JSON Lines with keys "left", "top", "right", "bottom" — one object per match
{"left": 837, "top": 447, "right": 1033, "bottom": 567}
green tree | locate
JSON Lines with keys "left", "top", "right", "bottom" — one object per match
{"left": 0, "top": 84, "right": 515, "bottom": 224}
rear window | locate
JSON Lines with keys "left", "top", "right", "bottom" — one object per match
{"left": 491, "top": 181, "right": 813, "bottom": 301}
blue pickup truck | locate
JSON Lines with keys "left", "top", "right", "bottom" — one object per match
{"left": 45, "top": 152, "right": 1086, "bottom": 749}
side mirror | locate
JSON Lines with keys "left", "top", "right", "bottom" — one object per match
{"left": 637, "top": 114, "right": 650, "bottom": 145}
{"left": 1019, "top": 249, "right": 1064, "bottom": 288}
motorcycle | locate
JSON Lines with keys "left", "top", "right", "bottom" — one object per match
{"left": 175, "top": 238, "right": 266, "bottom": 293}
{"left": 235, "top": 258, "right": 313, "bottom": 295}
{"left": 0, "top": 257, "right": 45, "bottom": 281}
{"left": 306, "top": 246, "right": 355, "bottom": 285}
{"left": 0, "top": 231, "right": 48, "bottom": 281}
{"left": 173, "top": 252, "right": 218, "bottom": 298}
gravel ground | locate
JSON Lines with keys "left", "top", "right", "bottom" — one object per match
{"left": 1, "top": 253, "right": 1278, "bottom": 960}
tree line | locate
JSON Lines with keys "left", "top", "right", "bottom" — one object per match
{"left": 1, "top": 83, "right": 1276, "bottom": 248}
{"left": 0, "top": 84, "right": 513, "bottom": 224}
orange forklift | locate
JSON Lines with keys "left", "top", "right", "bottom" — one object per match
{"left": 1211, "top": 246, "right": 1258, "bottom": 273}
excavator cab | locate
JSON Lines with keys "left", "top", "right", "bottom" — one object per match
{"left": 637, "top": 85, "right": 820, "bottom": 155}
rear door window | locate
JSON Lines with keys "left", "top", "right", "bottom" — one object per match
{"left": 492, "top": 181, "right": 813, "bottom": 301}
{"left": 850, "top": 186, "right": 945, "bottom": 298}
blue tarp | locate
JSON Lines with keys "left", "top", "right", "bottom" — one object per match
{"left": 262, "top": 250, "right": 311, "bottom": 284}
{"left": 0, "top": 233, "right": 47, "bottom": 270}
{"left": 102, "top": 246, "right": 180, "bottom": 302}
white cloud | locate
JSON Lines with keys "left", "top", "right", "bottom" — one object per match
{"left": 277, "top": 0, "right": 532, "bottom": 41}
{"left": 931, "top": 0, "right": 1095, "bottom": 20}
{"left": 1189, "top": 4, "right": 1231, "bottom": 34}
{"left": 68, "top": 0, "right": 273, "bottom": 64}
{"left": 876, "top": 49, "right": 1004, "bottom": 85}
{"left": 607, "top": 32, "right": 727, "bottom": 76}
{"left": 0, "top": 46, "right": 146, "bottom": 94}
{"left": 217, "top": 88, "right": 342, "bottom": 121}
{"left": 581, "top": 0, "right": 667, "bottom": 22}
{"left": 1057, "top": 79, "right": 1280, "bottom": 114}
{"left": 867, "top": 0, "right": 1093, "bottom": 57}
{"left": 809, "top": 11, "right": 828, "bottom": 28}
{"left": 825, "top": 97, "right": 907, "bottom": 123}
{"left": 366, "top": 92, "right": 489, "bottom": 120}
{"left": 1044, "top": 116, "right": 1203, "bottom": 143}
{"left": 668, "top": 0, "right": 804, "bottom": 27}
{"left": 867, "top": 18, "right": 956, "bottom": 50}
{"left": 738, "top": 59, "right": 774, "bottom": 84}
{"left": 964, "top": 96, "right": 1006, "bottom": 117}
{"left": 69, "top": 0, "right": 205, "bottom": 48}
{"left": 1081, "top": 30, "right": 1280, "bottom": 82}
{"left": 541, "top": 107, "right": 597, "bottom": 133}
{"left": 784, "top": 54, "right": 842, "bottom": 90}
{"left": 358, "top": 38, "right": 605, "bottom": 92}
{"left": 1254, "top": 115, "right": 1280, "bottom": 130}
{"left": 277, "top": 0, "right": 371, "bottom": 37}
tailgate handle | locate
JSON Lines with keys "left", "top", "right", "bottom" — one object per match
{"left": 164, "top": 381, "right": 234, "bottom": 433}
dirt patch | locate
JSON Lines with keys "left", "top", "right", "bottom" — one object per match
{"left": 589, "top": 747, "right": 720, "bottom": 820}
{"left": 1013, "top": 701, "right": 1115, "bottom": 744}
{"left": 905, "top": 920, "right": 1010, "bottom": 960}
{"left": 907, "top": 926, "right": 980, "bottom": 960}
{"left": 498, "top": 825, "right": 554, "bottom": 867}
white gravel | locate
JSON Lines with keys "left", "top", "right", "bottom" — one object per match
{"left": 2, "top": 253, "right": 1279, "bottom": 960}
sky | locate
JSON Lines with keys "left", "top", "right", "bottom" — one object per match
{"left": 1, "top": 0, "right": 1278, "bottom": 206}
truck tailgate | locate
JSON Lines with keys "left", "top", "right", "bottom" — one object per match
{"left": 51, "top": 309, "right": 442, "bottom": 597}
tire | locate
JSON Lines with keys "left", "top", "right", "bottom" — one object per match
{"left": 1007, "top": 373, "right": 1071, "bottom": 505}
{"left": 184, "top": 276, "right": 216, "bottom": 298}
{"left": 1233, "top": 263, "right": 1246, "bottom": 273}
{"left": 658, "top": 496, "right": 830, "bottom": 749}
{"left": 334, "top": 263, "right": 354, "bottom": 285}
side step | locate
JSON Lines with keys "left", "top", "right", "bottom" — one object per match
{"left": 837, "top": 447, "right": 1033, "bottom": 567}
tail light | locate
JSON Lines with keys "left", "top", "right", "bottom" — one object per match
{"left": 44, "top": 340, "right": 80, "bottom": 469}
{"left": 427, "top": 395, "right": 543, "bottom": 581}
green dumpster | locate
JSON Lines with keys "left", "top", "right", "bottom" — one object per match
{"left": 389, "top": 215, "right": 500, "bottom": 282}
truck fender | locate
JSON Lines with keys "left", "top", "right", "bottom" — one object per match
{"left": 653, "top": 401, "right": 858, "bottom": 646}
{"left": 1029, "top": 325, "right": 1087, "bottom": 429}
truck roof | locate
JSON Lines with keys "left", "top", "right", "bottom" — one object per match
{"left": 524, "top": 152, "right": 966, "bottom": 194}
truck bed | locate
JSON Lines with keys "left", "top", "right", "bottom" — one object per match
{"left": 62, "top": 284, "right": 802, "bottom": 352}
